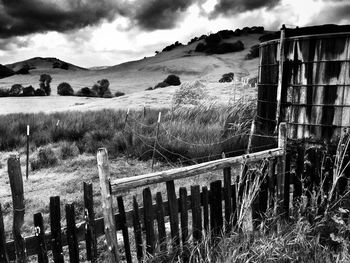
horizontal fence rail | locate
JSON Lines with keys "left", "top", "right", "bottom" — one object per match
{"left": 111, "top": 147, "right": 284, "bottom": 193}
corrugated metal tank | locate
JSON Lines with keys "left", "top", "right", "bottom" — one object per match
{"left": 257, "top": 24, "right": 350, "bottom": 142}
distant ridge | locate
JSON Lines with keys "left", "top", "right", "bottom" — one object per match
{"left": 5, "top": 57, "right": 87, "bottom": 72}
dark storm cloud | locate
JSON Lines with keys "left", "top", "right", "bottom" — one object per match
{"left": 210, "top": 0, "right": 280, "bottom": 17}
{"left": 133, "top": 0, "right": 199, "bottom": 30}
{"left": 0, "top": 0, "right": 126, "bottom": 38}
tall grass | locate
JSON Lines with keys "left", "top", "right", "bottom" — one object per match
{"left": 0, "top": 101, "right": 257, "bottom": 162}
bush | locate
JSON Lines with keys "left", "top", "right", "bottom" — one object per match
{"left": 0, "top": 88, "right": 9, "bottom": 97}
{"left": 102, "top": 90, "right": 113, "bottom": 98}
{"left": 31, "top": 145, "right": 58, "bottom": 170}
{"left": 57, "top": 82, "right": 74, "bottom": 96}
{"left": 245, "top": 44, "right": 260, "bottom": 59}
{"left": 9, "top": 84, "right": 23, "bottom": 96}
{"left": 172, "top": 80, "right": 208, "bottom": 106}
{"left": 207, "top": 41, "right": 244, "bottom": 54}
{"left": 22, "top": 86, "right": 35, "bottom": 96}
{"left": 59, "top": 141, "right": 79, "bottom": 160}
{"left": 162, "top": 41, "right": 183, "bottom": 52}
{"left": 219, "top": 72, "right": 235, "bottom": 83}
{"left": 195, "top": 43, "right": 207, "bottom": 52}
{"left": 154, "top": 82, "right": 170, "bottom": 89}
{"left": 114, "top": 91, "right": 125, "bottom": 97}
{"left": 98, "top": 79, "right": 110, "bottom": 96}
{"left": 205, "top": 33, "right": 222, "bottom": 46}
{"left": 35, "top": 88, "right": 46, "bottom": 96}
{"left": 76, "top": 87, "right": 98, "bottom": 97}
{"left": 164, "top": 75, "right": 181, "bottom": 86}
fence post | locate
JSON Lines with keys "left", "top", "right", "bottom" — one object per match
{"left": 151, "top": 112, "right": 162, "bottom": 171}
{"left": 83, "top": 182, "right": 97, "bottom": 262}
{"left": 0, "top": 204, "right": 9, "bottom": 263}
{"left": 246, "top": 119, "right": 256, "bottom": 154}
{"left": 26, "top": 125, "right": 29, "bottom": 180}
{"left": 97, "top": 148, "right": 119, "bottom": 263}
{"left": 275, "top": 25, "right": 286, "bottom": 125}
{"left": 123, "top": 108, "right": 130, "bottom": 131}
{"left": 8, "top": 154, "right": 26, "bottom": 262}
{"left": 277, "top": 122, "right": 287, "bottom": 219}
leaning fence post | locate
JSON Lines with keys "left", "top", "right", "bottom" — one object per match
{"left": 8, "top": 154, "right": 26, "bottom": 262}
{"left": 97, "top": 148, "right": 119, "bottom": 263}
{"left": 26, "top": 125, "right": 29, "bottom": 180}
{"left": 276, "top": 122, "right": 287, "bottom": 219}
{"left": 151, "top": 112, "right": 162, "bottom": 171}
{"left": 0, "top": 204, "right": 9, "bottom": 263}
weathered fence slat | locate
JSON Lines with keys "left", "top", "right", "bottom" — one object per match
{"left": 117, "top": 196, "right": 132, "bottom": 263}
{"left": 83, "top": 182, "right": 97, "bottom": 262}
{"left": 66, "top": 204, "right": 79, "bottom": 263}
{"left": 50, "top": 196, "right": 64, "bottom": 263}
{"left": 277, "top": 123, "right": 287, "bottom": 217}
{"left": 132, "top": 197, "right": 143, "bottom": 261}
{"left": 166, "top": 180, "right": 180, "bottom": 248}
{"left": 179, "top": 187, "right": 189, "bottom": 261}
{"left": 0, "top": 204, "right": 9, "bottom": 263}
{"left": 34, "top": 213, "right": 48, "bottom": 263}
{"left": 143, "top": 188, "right": 155, "bottom": 255}
{"left": 8, "top": 154, "right": 26, "bottom": 263}
{"left": 97, "top": 148, "right": 120, "bottom": 263}
{"left": 231, "top": 185, "right": 237, "bottom": 226}
{"left": 223, "top": 167, "right": 232, "bottom": 232}
{"left": 284, "top": 153, "right": 291, "bottom": 218}
{"left": 268, "top": 159, "right": 276, "bottom": 209}
{"left": 294, "top": 147, "right": 304, "bottom": 199}
{"left": 210, "top": 181, "right": 223, "bottom": 237}
{"left": 191, "top": 185, "right": 202, "bottom": 242}
{"left": 202, "top": 186, "right": 209, "bottom": 233}
{"left": 155, "top": 192, "right": 167, "bottom": 253}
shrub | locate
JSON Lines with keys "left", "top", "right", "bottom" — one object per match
{"left": 245, "top": 44, "right": 260, "bottom": 59}
{"left": 102, "top": 90, "right": 113, "bottom": 98}
{"left": 0, "top": 88, "right": 9, "bottom": 97}
{"left": 98, "top": 79, "right": 110, "bottom": 96}
{"left": 22, "top": 86, "right": 35, "bottom": 96}
{"left": 9, "top": 84, "right": 23, "bottom": 96}
{"left": 154, "top": 82, "right": 170, "bottom": 89}
{"left": 35, "top": 88, "right": 46, "bottom": 96}
{"left": 207, "top": 41, "right": 244, "bottom": 54}
{"left": 59, "top": 141, "right": 79, "bottom": 160}
{"left": 162, "top": 41, "right": 183, "bottom": 52}
{"left": 172, "top": 80, "right": 208, "bottom": 106}
{"left": 205, "top": 33, "right": 221, "bottom": 46}
{"left": 195, "top": 43, "right": 207, "bottom": 52}
{"left": 39, "top": 74, "right": 52, "bottom": 95}
{"left": 219, "top": 72, "right": 235, "bottom": 83}
{"left": 218, "top": 29, "right": 235, "bottom": 39}
{"left": 114, "top": 91, "right": 125, "bottom": 97}
{"left": 76, "top": 87, "right": 98, "bottom": 97}
{"left": 31, "top": 145, "right": 58, "bottom": 170}
{"left": 57, "top": 82, "right": 74, "bottom": 96}
{"left": 164, "top": 75, "right": 181, "bottom": 86}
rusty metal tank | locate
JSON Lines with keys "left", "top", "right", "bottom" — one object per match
{"left": 257, "top": 24, "right": 350, "bottom": 142}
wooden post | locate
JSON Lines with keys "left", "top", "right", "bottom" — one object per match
{"left": 155, "top": 192, "right": 167, "bottom": 253}
{"left": 65, "top": 204, "right": 79, "bottom": 263}
{"left": 151, "top": 112, "right": 162, "bottom": 171}
{"left": 26, "top": 125, "right": 29, "bottom": 180}
{"left": 166, "top": 180, "right": 180, "bottom": 249}
{"left": 50, "top": 196, "right": 64, "bottom": 263}
{"left": 275, "top": 25, "right": 286, "bottom": 125}
{"left": 132, "top": 197, "right": 143, "bottom": 261}
{"left": 8, "top": 154, "right": 26, "bottom": 262}
{"left": 179, "top": 187, "right": 188, "bottom": 261}
{"left": 117, "top": 196, "right": 132, "bottom": 263}
{"left": 223, "top": 167, "right": 232, "bottom": 232}
{"left": 34, "top": 213, "right": 48, "bottom": 263}
{"left": 191, "top": 185, "right": 202, "bottom": 242}
{"left": 83, "top": 182, "right": 97, "bottom": 262}
{"left": 0, "top": 204, "right": 9, "bottom": 263}
{"left": 246, "top": 119, "right": 256, "bottom": 154}
{"left": 277, "top": 122, "right": 287, "bottom": 218}
{"left": 143, "top": 188, "right": 155, "bottom": 255}
{"left": 97, "top": 148, "right": 119, "bottom": 263}
{"left": 210, "top": 181, "right": 223, "bottom": 238}
{"left": 202, "top": 186, "right": 209, "bottom": 233}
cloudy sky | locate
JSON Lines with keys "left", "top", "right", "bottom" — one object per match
{"left": 0, "top": 0, "right": 349, "bottom": 68}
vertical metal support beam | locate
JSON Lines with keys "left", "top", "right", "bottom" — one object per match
{"left": 275, "top": 25, "right": 286, "bottom": 126}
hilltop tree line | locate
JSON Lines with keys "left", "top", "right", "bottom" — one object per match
{"left": 156, "top": 26, "right": 264, "bottom": 55}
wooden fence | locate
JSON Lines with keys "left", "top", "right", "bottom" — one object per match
{"left": 0, "top": 123, "right": 288, "bottom": 262}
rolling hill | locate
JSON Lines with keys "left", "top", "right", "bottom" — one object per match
{"left": 0, "top": 28, "right": 268, "bottom": 114}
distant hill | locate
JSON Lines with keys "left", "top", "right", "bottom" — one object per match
{"left": 5, "top": 57, "right": 87, "bottom": 72}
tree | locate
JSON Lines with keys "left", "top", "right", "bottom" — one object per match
{"left": 39, "top": 74, "right": 52, "bottom": 95}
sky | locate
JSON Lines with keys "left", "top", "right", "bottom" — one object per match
{"left": 0, "top": 0, "right": 349, "bottom": 68}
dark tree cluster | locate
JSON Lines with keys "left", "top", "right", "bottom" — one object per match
{"left": 57, "top": 82, "right": 74, "bottom": 96}
{"left": 162, "top": 41, "right": 183, "bottom": 52}
{"left": 148, "top": 74, "right": 181, "bottom": 90}
{"left": 53, "top": 61, "right": 69, "bottom": 70}
{"left": 76, "top": 79, "right": 113, "bottom": 98}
